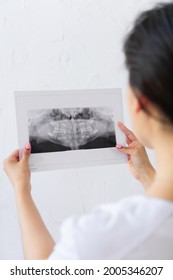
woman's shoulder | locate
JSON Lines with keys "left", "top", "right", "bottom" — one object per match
{"left": 61, "top": 195, "right": 173, "bottom": 234}
{"left": 91, "top": 194, "right": 173, "bottom": 221}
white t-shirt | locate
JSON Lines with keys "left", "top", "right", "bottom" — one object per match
{"left": 48, "top": 195, "right": 173, "bottom": 260}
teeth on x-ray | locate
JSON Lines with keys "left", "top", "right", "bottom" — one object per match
{"left": 28, "top": 107, "right": 116, "bottom": 152}
{"left": 48, "top": 119, "right": 99, "bottom": 149}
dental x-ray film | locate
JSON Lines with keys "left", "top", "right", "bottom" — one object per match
{"left": 15, "top": 89, "right": 126, "bottom": 172}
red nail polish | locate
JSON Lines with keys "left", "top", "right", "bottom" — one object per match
{"left": 25, "top": 144, "right": 31, "bottom": 150}
{"left": 116, "top": 145, "right": 123, "bottom": 149}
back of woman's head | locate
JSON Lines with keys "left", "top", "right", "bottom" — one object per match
{"left": 124, "top": 2, "right": 173, "bottom": 123}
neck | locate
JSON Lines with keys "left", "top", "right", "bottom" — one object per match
{"left": 146, "top": 131, "right": 173, "bottom": 202}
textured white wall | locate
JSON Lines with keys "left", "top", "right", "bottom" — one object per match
{"left": 0, "top": 0, "right": 161, "bottom": 259}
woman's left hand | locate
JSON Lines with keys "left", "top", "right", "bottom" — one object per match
{"left": 3, "top": 144, "right": 31, "bottom": 194}
{"left": 116, "top": 122, "right": 156, "bottom": 190}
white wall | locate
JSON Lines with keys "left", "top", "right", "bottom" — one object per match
{"left": 0, "top": 0, "right": 161, "bottom": 259}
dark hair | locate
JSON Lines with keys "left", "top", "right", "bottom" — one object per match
{"left": 124, "top": 2, "right": 173, "bottom": 123}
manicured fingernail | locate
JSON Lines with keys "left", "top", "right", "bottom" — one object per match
{"left": 25, "top": 144, "right": 31, "bottom": 150}
{"left": 116, "top": 145, "right": 123, "bottom": 149}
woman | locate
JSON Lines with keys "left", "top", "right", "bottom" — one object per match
{"left": 4, "top": 3, "right": 173, "bottom": 259}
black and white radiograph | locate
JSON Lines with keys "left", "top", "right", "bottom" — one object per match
{"left": 28, "top": 107, "right": 116, "bottom": 154}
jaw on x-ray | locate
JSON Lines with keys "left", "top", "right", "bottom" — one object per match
{"left": 28, "top": 107, "right": 116, "bottom": 151}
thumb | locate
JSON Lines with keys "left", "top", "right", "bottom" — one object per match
{"left": 22, "top": 144, "right": 31, "bottom": 162}
{"left": 116, "top": 145, "right": 134, "bottom": 155}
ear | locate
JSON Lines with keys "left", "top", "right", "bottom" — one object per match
{"left": 135, "top": 95, "right": 148, "bottom": 113}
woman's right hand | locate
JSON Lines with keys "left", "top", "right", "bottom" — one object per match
{"left": 3, "top": 145, "right": 31, "bottom": 195}
{"left": 116, "top": 122, "right": 156, "bottom": 190}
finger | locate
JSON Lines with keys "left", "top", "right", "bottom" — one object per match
{"left": 118, "top": 121, "right": 137, "bottom": 142}
{"left": 4, "top": 150, "right": 19, "bottom": 168}
{"left": 126, "top": 136, "right": 131, "bottom": 145}
{"left": 22, "top": 144, "right": 31, "bottom": 162}
{"left": 127, "top": 154, "right": 131, "bottom": 161}
{"left": 116, "top": 145, "right": 135, "bottom": 155}
{"left": 9, "top": 150, "right": 20, "bottom": 161}
{"left": 118, "top": 122, "right": 132, "bottom": 144}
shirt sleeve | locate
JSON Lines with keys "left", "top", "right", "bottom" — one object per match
{"left": 48, "top": 216, "right": 80, "bottom": 260}
{"left": 48, "top": 200, "right": 131, "bottom": 260}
